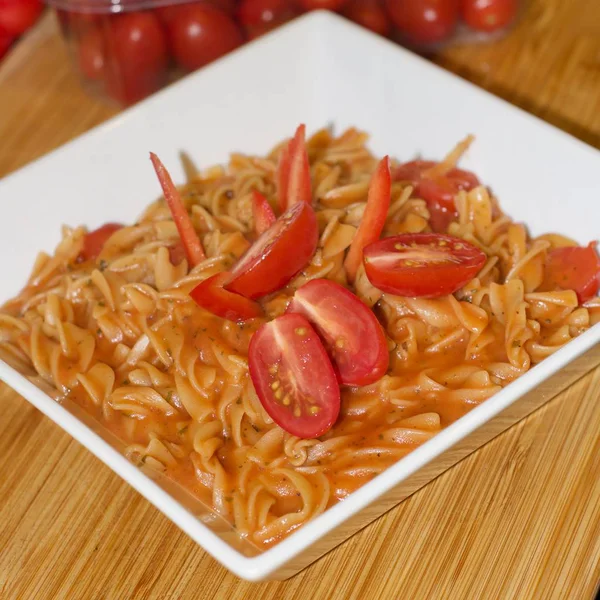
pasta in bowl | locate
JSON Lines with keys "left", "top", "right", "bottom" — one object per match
{"left": 1, "top": 125, "right": 598, "bottom": 552}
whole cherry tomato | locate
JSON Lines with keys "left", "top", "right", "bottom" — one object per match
{"left": 461, "top": 0, "right": 517, "bottom": 32}
{"left": 167, "top": 4, "right": 243, "bottom": 72}
{"left": 0, "top": 29, "right": 14, "bottom": 60}
{"left": 298, "top": 0, "right": 348, "bottom": 11}
{"left": 0, "top": 0, "right": 42, "bottom": 37}
{"left": 385, "top": 0, "right": 459, "bottom": 45}
{"left": 78, "top": 28, "right": 105, "bottom": 81}
{"left": 237, "top": 0, "right": 297, "bottom": 39}
{"left": 343, "top": 0, "right": 391, "bottom": 37}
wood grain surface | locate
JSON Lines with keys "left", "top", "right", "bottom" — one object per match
{"left": 1, "top": 2, "right": 600, "bottom": 598}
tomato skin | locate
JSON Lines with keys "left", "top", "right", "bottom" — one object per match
{"left": 343, "top": 0, "right": 391, "bottom": 37}
{"left": 0, "top": 0, "right": 42, "bottom": 37}
{"left": 286, "top": 124, "right": 312, "bottom": 208}
{"left": 0, "top": 29, "right": 14, "bottom": 60}
{"left": 461, "top": 0, "right": 517, "bottom": 32}
{"left": 190, "top": 272, "right": 264, "bottom": 321}
{"left": 287, "top": 279, "right": 389, "bottom": 386}
{"left": 78, "top": 28, "right": 105, "bottom": 81}
{"left": 105, "top": 12, "right": 168, "bottom": 105}
{"left": 80, "top": 223, "right": 123, "bottom": 261}
{"left": 344, "top": 156, "right": 391, "bottom": 283}
{"left": 167, "top": 4, "right": 243, "bottom": 72}
{"left": 249, "top": 313, "right": 341, "bottom": 438}
{"left": 299, "top": 0, "right": 349, "bottom": 11}
{"left": 237, "top": 0, "right": 297, "bottom": 39}
{"left": 364, "top": 233, "right": 487, "bottom": 298}
{"left": 544, "top": 243, "right": 600, "bottom": 304}
{"left": 226, "top": 201, "right": 318, "bottom": 299}
{"left": 385, "top": 0, "right": 459, "bottom": 44}
{"left": 252, "top": 190, "right": 276, "bottom": 235}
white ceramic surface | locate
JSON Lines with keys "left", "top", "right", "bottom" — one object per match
{"left": 1, "top": 10, "right": 599, "bottom": 581}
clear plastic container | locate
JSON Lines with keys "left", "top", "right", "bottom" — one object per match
{"left": 48, "top": 0, "right": 523, "bottom": 107}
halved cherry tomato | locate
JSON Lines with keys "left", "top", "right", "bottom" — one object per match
{"left": 299, "top": 0, "right": 348, "bottom": 11}
{"left": 78, "top": 28, "right": 105, "bottom": 81}
{"left": 150, "top": 153, "right": 206, "bottom": 267}
{"left": 226, "top": 201, "right": 318, "bottom": 299}
{"left": 249, "top": 313, "right": 341, "bottom": 438}
{"left": 80, "top": 223, "right": 123, "bottom": 262}
{"left": 544, "top": 243, "right": 600, "bottom": 304}
{"left": 394, "top": 160, "right": 480, "bottom": 232}
{"left": 461, "top": 0, "right": 517, "bottom": 33}
{"left": 190, "top": 272, "right": 264, "bottom": 321}
{"left": 166, "top": 4, "right": 243, "bottom": 72}
{"left": 343, "top": 0, "right": 391, "bottom": 37}
{"left": 385, "top": 0, "right": 459, "bottom": 45}
{"left": 287, "top": 279, "right": 389, "bottom": 386}
{"left": 363, "top": 233, "right": 486, "bottom": 297}
{"left": 344, "top": 156, "right": 391, "bottom": 283}
{"left": 0, "top": 0, "right": 42, "bottom": 37}
{"left": 287, "top": 124, "right": 312, "bottom": 208}
{"left": 237, "top": 0, "right": 297, "bottom": 39}
{"left": 252, "top": 190, "right": 276, "bottom": 235}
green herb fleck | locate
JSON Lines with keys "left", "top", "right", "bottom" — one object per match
{"left": 252, "top": 424, "right": 261, "bottom": 433}
{"left": 236, "top": 398, "right": 242, "bottom": 405}
{"left": 98, "top": 259, "right": 108, "bottom": 271}
{"left": 123, "top": 379, "right": 130, "bottom": 385}
{"left": 166, "top": 390, "right": 173, "bottom": 402}
{"left": 98, "top": 301, "right": 105, "bottom": 307}
{"left": 178, "top": 425, "right": 189, "bottom": 435}
{"left": 512, "top": 340, "right": 522, "bottom": 348}
{"left": 378, "top": 434, "right": 384, "bottom": 440}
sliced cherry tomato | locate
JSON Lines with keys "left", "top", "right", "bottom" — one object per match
{"left": 249, "top": 313, "right": 341, "bottom": 438}
{"left": 252, "top": 190, "right": 276, "bottom": 235}
{"left": 299, "top": 0, "right": 348, "bottom": 11}
{"left": 190, "top": 272, "right": 264, "bottom": 321}
{"left": 78, "top": 28, "right": 105, "bottom": 81}
{"left": 344, "top": 156, "right": 391, "bottom": 283}
{"left": 80, "top": 223, "right": 123, "bottom": 262}
{"left": 287, "top": 124, "right": 312, "bottom": 208}
{"left": 363, "top": 233, "right": 486, "bottom": 298}
{"left": 150, "top": 153, "right": 206, "bottom": 267}
{"left": 287, "top": 279, "right": 389, "bottom": 386}
{"left": 105, "top": 12, "right": 168, "bottom": 105}
{"left": 0, "top": 0, "right": 42, "bottom": 37}
{"left": 385, "top": 0, "right": 459, "bottom": 45}
{"left": 237, "top": 0, "right": 297, "bottom": 39}
{"left": 461, "top": 0, "right": 517, "bottom": 32}
{"left": 343, "top": 0, "right": 391, "bottom": 37}
{"left": 544, "top": 243, "right": 600, "bottom": 304}
{"left": 226, "top": 201, "right": 318, "bottom": 299}
{"left": 167, "top": 4, "right": 243, "bottom": 72}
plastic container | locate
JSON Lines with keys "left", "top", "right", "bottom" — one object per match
{"left": 48, "top": 0, "right": 523, "bottom": 107}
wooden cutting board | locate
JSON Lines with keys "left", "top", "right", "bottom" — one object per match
{"left": 1, "top": 2, "right": 600, "bottom": 598}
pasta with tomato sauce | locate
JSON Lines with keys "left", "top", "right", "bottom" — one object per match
{"left": 1, "top": 126, "right": 599, "bottom": 550}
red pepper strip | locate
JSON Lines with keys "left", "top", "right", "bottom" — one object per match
{"left": 190, "top": 272, "right": 263, "bottom": 322}
{"left": 150, "top": 152, "right": 205, "bottom": 267}
{"left": 252, "top": 190, "right": 276, "bottom": 235}
{"left": 344, "top": 156, "right": 391, "bottom": 283}
{"left": 287, "top": 124, "right": 312, "bottom": 207}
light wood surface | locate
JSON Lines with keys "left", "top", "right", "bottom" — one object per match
{"left": 1, "top": 2, "right": 600, "bottom": 597}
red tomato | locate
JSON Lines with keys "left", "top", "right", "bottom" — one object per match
{"left": 286, "top": 124, "right": 312, "bottom": 208}
{"left": 237, "top": 0, "right": 297, "bottom": 39}
{"left": 287, "top": 279, "right": 389, "bottom": 386}
{"left": 0, "top": 29, "right": 14, "bottom": 60}
{"left": 78, "top": 28, "right": 105, "bottom": 81}
{"left": 343, "top": 0, "right": 391, "bottom": 37}
{"left": 0, "top": 0, "right": 42, "bottom": 37}
{"left": 105, "top": 12, "right": 168, "bottom": 105}
{"left": 385, "top": 0, "right": 459, "bottom": 44}
{"left": 190, "top": 272, "right": 264, "bottom": 321}
{"left": 344, "top": 156, "right": 391, "bottom": 283}
{"left": 299, "top": 0, "right": 348, "bottom": 11}
{"left": 249, "top": 313, "right": 341, "bottom": 438}
{"left": 461, "top": 0, "right": 517, "bottom": 32}
{"left": 363, "top": 233, "right": 486, "bottom": 297}
{"left": 252, "top": 190, "right": 276, "bottom": 235}
{"left": 80, "top": 223, "right": 123, "bottom": 261}
{"left": 150, "top": 153, "right": 206, "bottom": 266}
{"left": 394, "top": 160, "right": 480, "bottom": 232}
{"left": 544, "top": 243, "right": 600, "bottom": 304}
{"left": 167, "top": 4, "right": 243, "bottom": 71}
{"left": 226, "top": 201, "right": 318, "bottom": 299}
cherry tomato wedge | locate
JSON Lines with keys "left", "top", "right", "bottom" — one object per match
{"left": 80, "top": 223, "right": 123, "bottom": 262}
{"left": 190, "top": 272, "right": 264, "bottom": 322}
{"left": 363, "top": 233, "right": 486, "bottom": 298}
{"left": 225, "top": 201, "right": 318, "bottom": 299}
{"left": 249, "top": 313, "right": 341, "bottom": 438}
{"left": 385, "top": 0, "right": 459, "bottom": 45}
{"left": 543, "top": 243, "right": 600, "bottom": 304}
{"left": 252, "top": 190, "right": 276, "bottom": 235}
{"left": 461, "top": 0, "right": 517, "bottom": 33}
{"left": 287, "top": 279, "right": 389, "bottom": 386}
{"left": 287, "top": 124, "right": 312, "bottom": 208}
{"left": 150, "top": 152, "right": 206, "bottom": 267}
{"left": 344, "top": 156, "right": 391, "bottom": 283}
{"left": 343, "top": 0, "right": 391, "bottom": 37}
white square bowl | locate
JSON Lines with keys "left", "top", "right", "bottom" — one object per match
{"left": 1, "top": 10, "right": 599, "bottom": 581}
